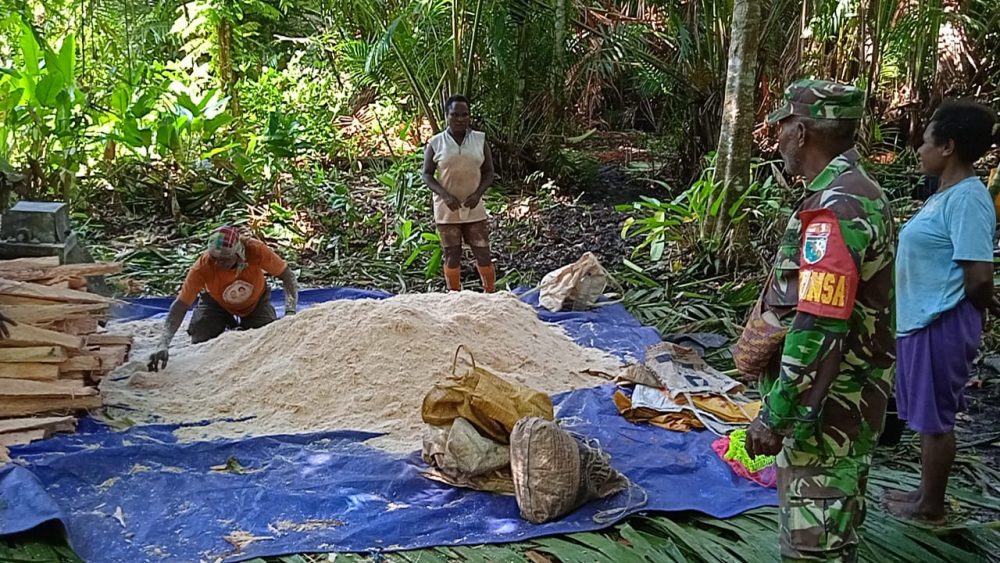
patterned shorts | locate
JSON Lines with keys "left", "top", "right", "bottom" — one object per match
{"left": 777, "top": 450, "right": 870, "bottom": 562}
{"left": 437, "top": 220, "right": 490, "bottom": 249}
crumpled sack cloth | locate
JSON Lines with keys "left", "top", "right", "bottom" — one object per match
{"left": 612, "top": 390, "right": 704, "bottom": 432}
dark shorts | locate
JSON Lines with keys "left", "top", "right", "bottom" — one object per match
{"left": 188, "top": 286, "right": 277, "bottom": 344}
{"left": 896, "top": 299, "right": 982, "bottom": 435}
{"left": 437, "top": 220, "right": 490, "bottom": 249}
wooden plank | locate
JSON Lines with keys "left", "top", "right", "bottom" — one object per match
{"left": 95, "top": 345, "right": 130, "bottom": 370}
{"left": 0, "top": 379, "right": 96, "bottom": 398}
{"left": 0, "top": 346, "right": 67, "bottom": 363}
{"left": 0, "top": 429, "right": 46, "bottom": 447}
{"left": 2, "top": 262, "right": 122, "bottom": 283}
{"left": 51, "top": 317, "right": 99, "bottom": 335}
{"left": 0, "top": 395, "right": 102, "bottom": 417}
{"left": 58, "top": 371, "right": 87, "bottom": 381}
{"left": 86, "top": 334, "right": 133, "bottom": 347}
{"left": 0, "top": 280, "right": 114, "bottom": 304}
{"left": 0, "top": 256, "right": 60, "bottom": 273}
{"left": 3, "top": 303, "right": 109, "bottom": 324}
{"left": 0, "top": 323, "right": 84, "bottom": 350}
{"left": 0, "top": 294, "right": 63, "bottom": 306}
{"left": 0, "top": 363, "right": 60, "bottom": 381}
{"left": 59, "top": 355, "right": 101, "bottom": 372}
{"left": 0, "top": 416, "right": 76, "bottom": 434}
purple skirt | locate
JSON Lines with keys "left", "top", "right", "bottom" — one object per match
{"left": 896, "top": 300, "right": 983, "bottom": 434}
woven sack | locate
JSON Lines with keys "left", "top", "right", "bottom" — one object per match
{"left": 510, "top": 417, "right": 627, "bottom": 524}
{"left": 733, "top": 289, "right": 786, "bottom": 381}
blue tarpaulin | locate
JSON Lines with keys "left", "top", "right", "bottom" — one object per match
{"left": 1, "top": 288, "right": 777, "bottom": 562}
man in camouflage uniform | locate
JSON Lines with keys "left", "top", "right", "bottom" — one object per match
{"left": 744, "top": 80, "right": 896, "bottom": 561}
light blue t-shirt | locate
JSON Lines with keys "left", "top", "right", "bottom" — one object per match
{"left": 896, "top": 176, "right": 996, "bottom": 336}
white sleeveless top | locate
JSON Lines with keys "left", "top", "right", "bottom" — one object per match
{"left": 428, "top": 129, "right": 488, "bottom": 224}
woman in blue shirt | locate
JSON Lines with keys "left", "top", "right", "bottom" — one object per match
{"left": 885, "top": 101, "right": 998, "bottom": 523}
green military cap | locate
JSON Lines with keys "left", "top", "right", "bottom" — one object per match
{"left": 767, "top": 79, "right": 865, "bottom": 124}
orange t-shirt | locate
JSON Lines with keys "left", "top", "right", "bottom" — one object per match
{"left": 178, "top": 238, "right": 287, "bottom": 316}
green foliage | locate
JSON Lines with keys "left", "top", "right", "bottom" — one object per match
{"left": 0, "top": 16, "right": 86, "bottom": 198}
{"left": 543, "top": 148, "right": 601, "bottom": 190}
{"left": 618, "top": 155, "right": 785, "bottom": 272}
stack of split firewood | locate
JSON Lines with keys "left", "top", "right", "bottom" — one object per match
{"left": 0, "top": 257, "right": 131, "bottom": 459}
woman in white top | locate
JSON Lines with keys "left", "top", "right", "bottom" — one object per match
{"left": 421, "top": 95, "right": 496, "bottom": 292}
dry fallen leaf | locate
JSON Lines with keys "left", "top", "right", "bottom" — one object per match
{"left": 525, "top": 550, "right": 554, "bottom": 563}
{"left": 224, "top": 531, "right": 273, "bottom": 552}
{"left": 112, "top": 506, "right": 126, "bottom": 528}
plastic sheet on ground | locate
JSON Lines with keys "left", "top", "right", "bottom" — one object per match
{"left": 1, "top": 288, "right": 776, "bottom": 562}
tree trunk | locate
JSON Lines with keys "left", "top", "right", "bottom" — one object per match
{"left": 549, "top": 0, "right": 567, "bottom": 128}
{"left": 217, "top": 16, "right": 239, "bottom": 117}
{"left": 711, "top": 0, "right": 763, "bottom": 250}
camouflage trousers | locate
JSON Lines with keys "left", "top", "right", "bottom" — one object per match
{"left": 777, "top": 448, "right": 871, "bottom": 562}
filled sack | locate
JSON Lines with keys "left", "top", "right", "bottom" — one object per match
{"left": 510, "top": 417, "right": 627, "bottom": 523}
{"left": 538, "top": 252, "right": 608, "bottom": 312}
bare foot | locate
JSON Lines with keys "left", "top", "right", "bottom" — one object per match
{"left": 882, "top": 488, "right": 921, "bottom": 504}
{"left": 883, "top": 498, "right": 946, "bottom": 525}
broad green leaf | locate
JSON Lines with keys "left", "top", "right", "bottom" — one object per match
{"left": 19, "top": 22, "right": 40, "bottom": 75}
{"left": 175, "top": 92, "right": 201, "bottom": 117}
{"left": 121, "top": 119, "right": 152, "bottom": 149}
{"left": 17, "top": 66, "right": 36, "bottom": 102}
{"left": 1, "top": 87, "right": 23, "bottom": 112}
{"left": 533, "top": 536, "right": 615, "bottom": 563}
{"left": 569, "top": 532, "right": 639, "bottom": 561}
{"left": 404, "top": 245, "right": 426, "bottom": 267}
{"left": 201, "top": 142, "right": 239, "bottom": 159}
{"left": 650, "top": 235, "right": 665, "bottom": 261}
{"left": 424, "top": 247, "right": 443, "bottom": 278}
{"left": 110, "top": 85, "right": 130, "bottom": 117}
{"left": 35, "top": 73, "right": 64, "bottom": 107}
{"left": 156, "top": 121, "right": 180, "bottom": 152}
{"left": 203, "top": 113, "right": 234, "bottom": 136}
{"left": 131, "top": 90, "right": 158, "bottom": 119}
{"left": 58, "top": 35, "right": 76, "bottom": 79}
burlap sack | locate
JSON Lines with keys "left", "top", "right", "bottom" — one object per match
{"left": 421, "top": 418, "right": 514, "bottom": 494}
{"left": 510, "top": 417, "right": 628, "bottom": 524}
{"left": 422, "top": 418, "right": 510, "bottom": 477}
{"left": 538, "top": 252, "right": 608, "bottom": 312}
{"left": 422, "top": 346, "right": 554, "bottom": 444}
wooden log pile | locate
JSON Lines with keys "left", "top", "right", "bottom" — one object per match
{"left": 0, "top": 256, "right": 131, "bottom": 458}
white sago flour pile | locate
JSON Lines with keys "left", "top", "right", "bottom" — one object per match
{"left": 101, "top": 291, "right": 622, "bottom": 452}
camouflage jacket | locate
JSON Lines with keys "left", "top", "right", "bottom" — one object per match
{"left": 760, "top": 149, "right": 896, "bottom": 461}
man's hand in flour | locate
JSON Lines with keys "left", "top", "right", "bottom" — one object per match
{"left": 148, "top": 348, "right": 169, "bottom": 372}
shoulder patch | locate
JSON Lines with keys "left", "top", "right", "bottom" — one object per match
{"left": 796, "top": 208, "right": 858, "bottom": 320}
{"left": 802, "top": 221, "right": 830, "bottom": 264}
